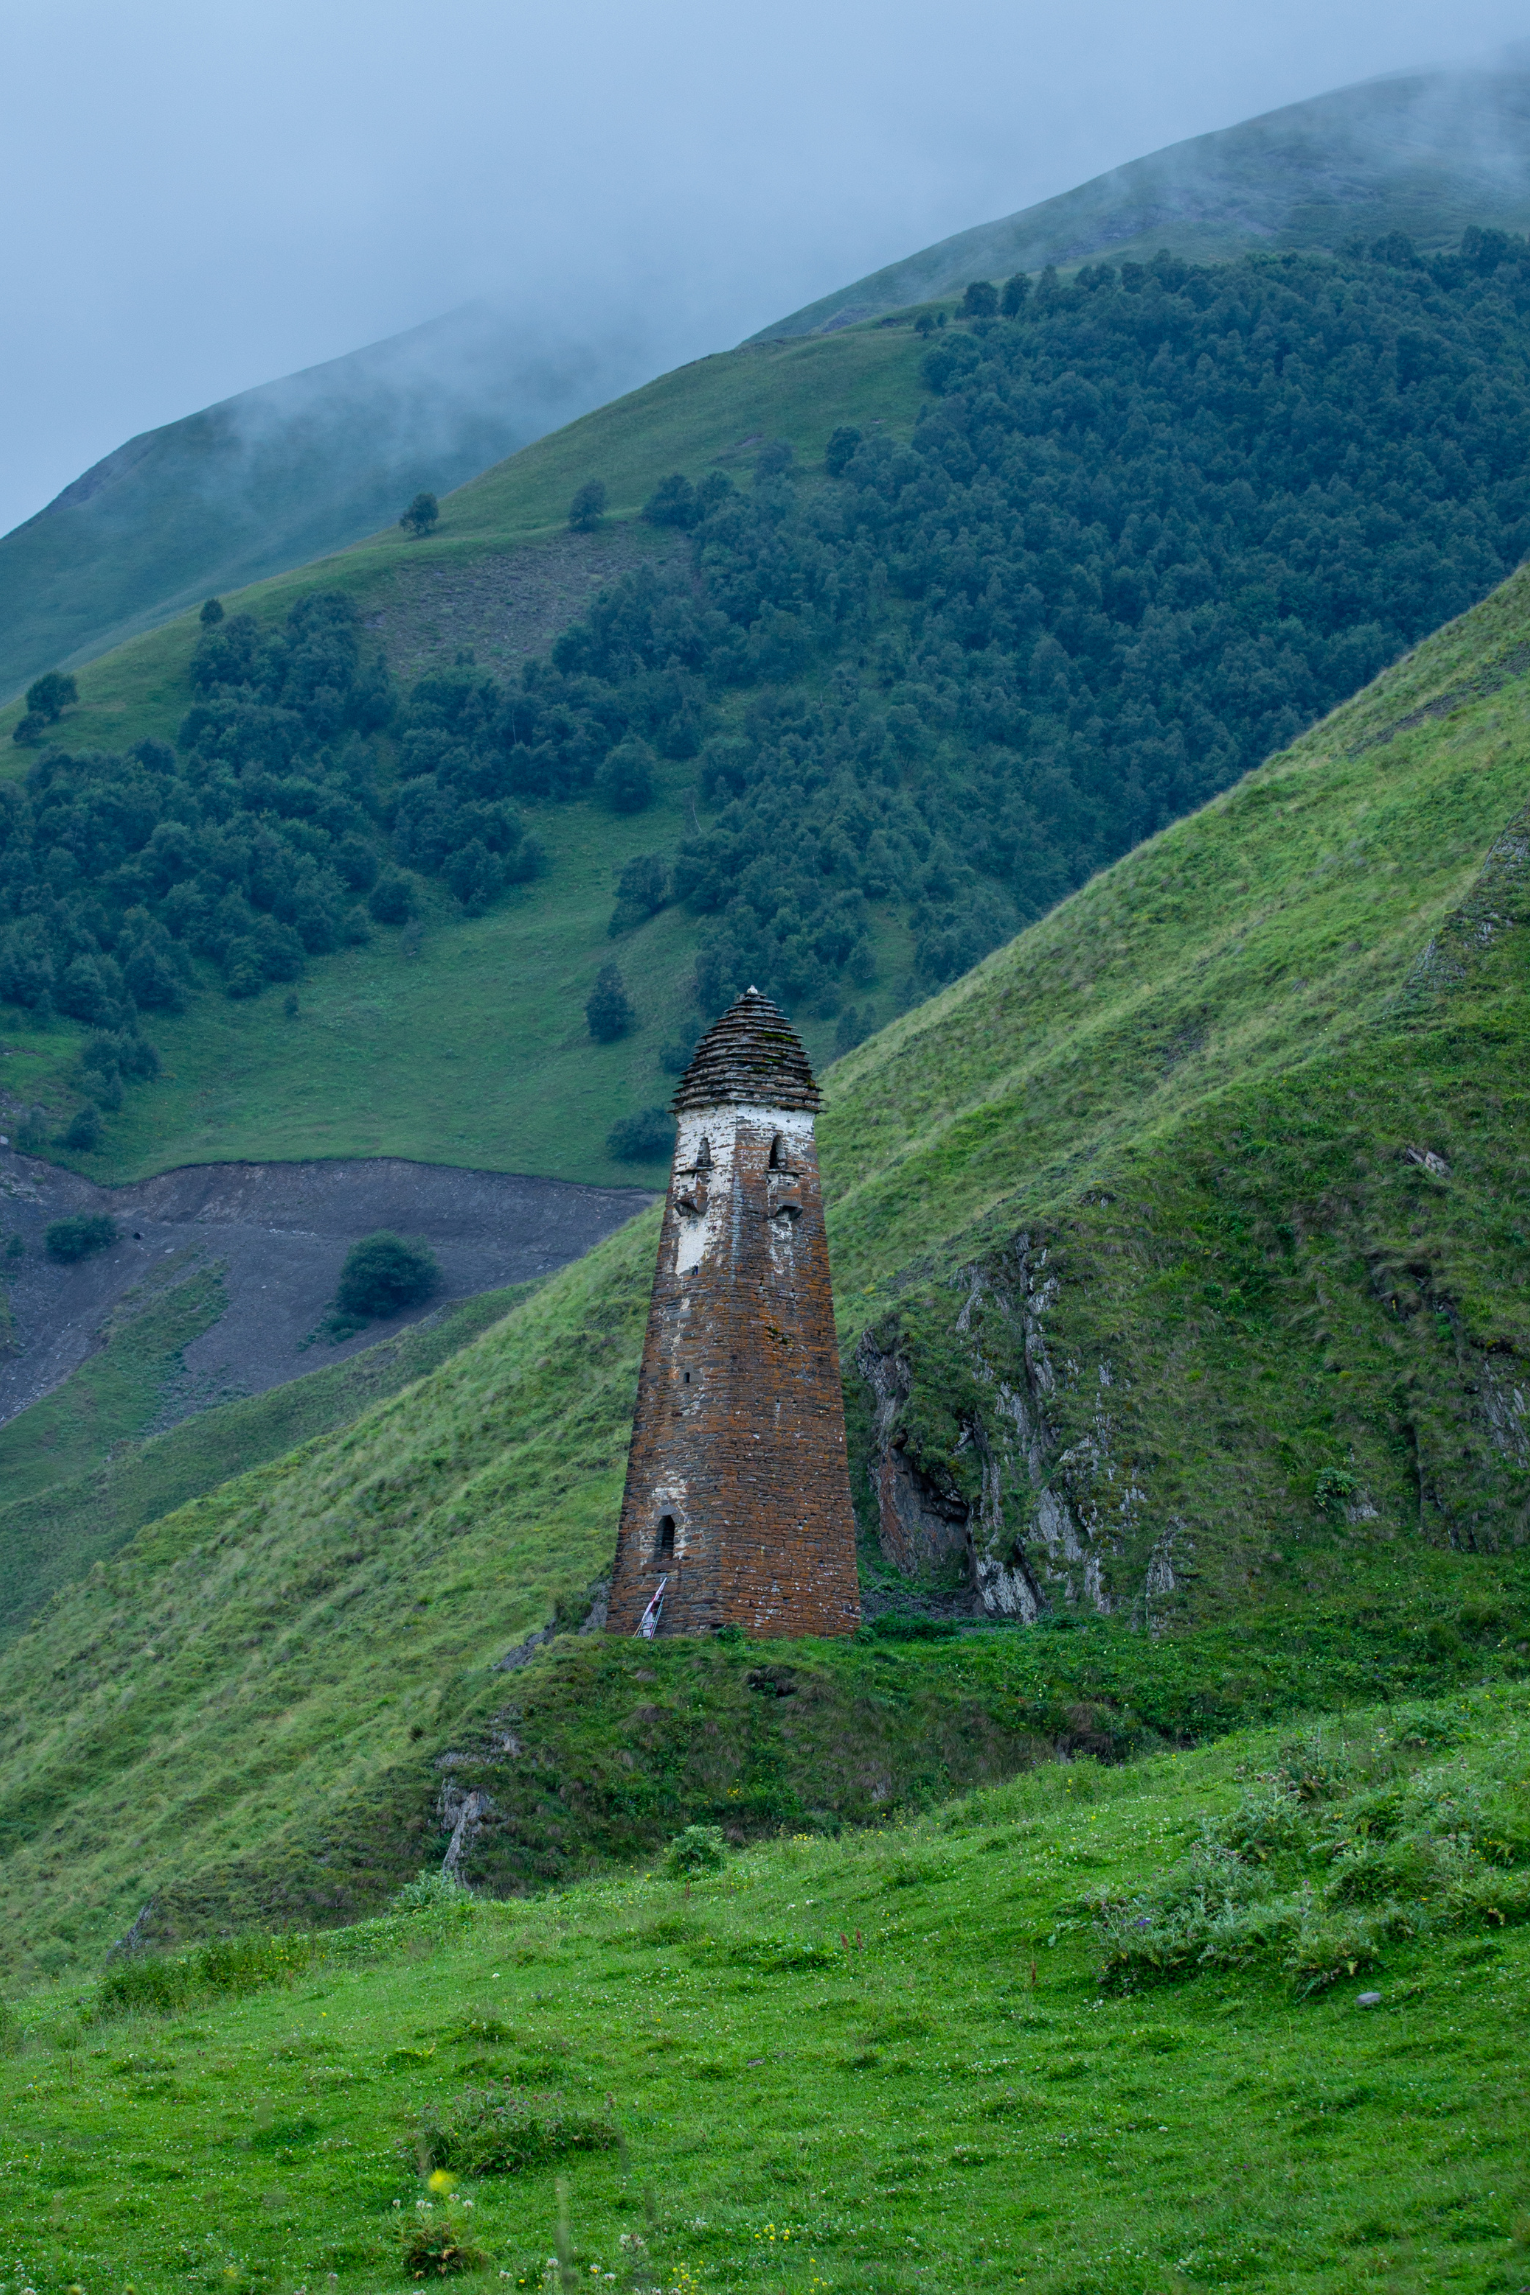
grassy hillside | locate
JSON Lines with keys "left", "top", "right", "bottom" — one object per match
{"left": 0, "top": 305, "right": 653, "bottom": 706}
{"left": 9, "top": 236, "right": 1530, "bottom": 1198}
{"left": 0, "top": 325, "right": 926, "bottom": 1188}
{"left": 0, "top": 546, "right": 1526, "bottom": 1975}
{"left": 758, "top": 62, "right": 1530, "bottom": 337}
{"left": 12, "top": 59, "right": 1530, "bottom": 715}
{"left": 0, "top": 1280, "right": 535, "bottom": 1651}
{"left": 2, "top": 1684, "right": 1528, "bottom": 2295}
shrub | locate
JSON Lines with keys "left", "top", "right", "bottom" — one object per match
{"left": 568, "top": 479, "right": 608, "bottom": 532}
{"left": 1314, "top": 1465, "right": 1361, "bottom": 1514}
{"left": 595, "top": 736, "right": 656, "bottom": 814}
{"left": 413, "top": 2086, "right": 618, "bottom": 2176}
{"left": 45, "top": 1211, "right": 116, "bottom": 1261}
{"left": 608, "top": 852, "right": 669, "bottom": 934}
{"left": 391, "top": 1869, "right": 469, "bottom": 1913}
{"left": 199, "top": 596, "right": 224, "bottom": 625}
{"left": 859, "top": 1611, "right": 960, "bottom": 1641}
{"left": 91, "top": 1930, "right": 311, "bottom": 2023}
{"left": 607, "top": 1106, "right": 674, "bottom": 1162}
{"left": 586, "top": 962, "right": 634, "bottom": 1042}
{"left": 665, "top": 1824, "right": 727, "bottom": 1876}
{"left": 61, "top": 1106, "right": 103, "bottom": 1152}
{"left": 334, "top": 1232, "right": 439, "bottom": 1320}
{"left": 398, "top": 2207, "right": 488, "bottom": 2277}
{"left": 369, "top": 872, "right": 417, "bottom": 925}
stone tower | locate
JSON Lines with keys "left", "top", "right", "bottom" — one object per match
{"left": 606, "top": 988, "right": 861, "bottom": 1639}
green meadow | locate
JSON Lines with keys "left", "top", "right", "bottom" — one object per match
{"left": 1, "top": 1684, "right": 1526, "bottom": 2295}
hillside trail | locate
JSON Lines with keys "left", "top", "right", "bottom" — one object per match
{"left": 0, "top": 1154, "right": 652, "bottom": 1431}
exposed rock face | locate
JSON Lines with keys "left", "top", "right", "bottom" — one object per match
{"left": 439, "top": 1782, "right": 493, "bottom": 1879}
{"left": 855, "top": 1235, "right": 1174, "bottom": 1627}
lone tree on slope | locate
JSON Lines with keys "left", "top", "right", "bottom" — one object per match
{"left": 586, "top": 961, "right": 635, "bottom": 1042}
{"left": 400, "top": 491, "right": 439, "bottom": 537}
{"left": 961, "top": 279, "right": 998, "bottom": 318}
{"left": 12, "top": 669, "right": 78, "bottom": 746}
{"left": 335, "top": 1231, "right": 438, "bottom": 1319}
{"left": 25, "top": 670, "right": 77, "bottom": 723}
{"left": 568, "top": 479, "right": 608, "bottom": 532}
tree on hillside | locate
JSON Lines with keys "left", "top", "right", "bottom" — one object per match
{"left": 45, "top": 1209, "right": 115, "bottom": 1259}
{"left": 26, "top": 671, "right": 77, "bottom": 723}
{"left": 13, "top": 669, "right": 78, "bottom": 746}
{"left": 199, "top": 597, "right": 225, "bottom": 625}
{"left": 368, "top": 872, "right": 417, "bottom": 926}
{"left": 399, "top": 491, "right": 439, "bottom": 537}
{"left": 586, "top": 961, "right": 635, "bottom": 1042}
{"left": 596, "top": 736, "right": 656, "bottom": 815}
{"left": 999, "top": 272, "right": 1030, "bottom": 316}
{"left": 608, "top": 852, "right": 669, "bottom": 935}
{"left": 642, "top": 474, "right": 699, "bottom": 528}
{"left": 335, "top": 1231, "right": 438, "bottom": 1319}
{"left": 962, "top": 280, "right": 998, "bottom": 318}
{"left": 606, "top": 1105, "right": 674, "bottom": 1161}
{"left": 568, "top": 480, "right": 608, "bottom": 532}
{"left": 824, "top": 426, "right": 862, "bottom": 477}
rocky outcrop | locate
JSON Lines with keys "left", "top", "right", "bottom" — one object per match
{"left": 854, "top": 1234, "right": 1157, "bottom": 1623}
{"left": 439, "top": 1782, "right": 493, "bottom": 1879}
{"left": 1401, "top": 798, "right": 1529, "bottom": 1003}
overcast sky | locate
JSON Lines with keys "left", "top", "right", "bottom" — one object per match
{"left": 0, "top": 0, "right": 1526, "bottom": 535}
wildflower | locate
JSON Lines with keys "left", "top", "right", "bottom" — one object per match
{"left": 428, "top": 2169, "right": 455, "bottom": 2196}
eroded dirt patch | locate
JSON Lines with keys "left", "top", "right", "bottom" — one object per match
{"left": 362, "top": 525, "right": 681, "bottom": 686}
{"left": 0, "top": 1154, "right": 652, "bottom": 1430}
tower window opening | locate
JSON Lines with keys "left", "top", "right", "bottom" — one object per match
{"left": 768, "top": 1132, "right": 786, "bottom": 1169}
{"left": 695, "top": 1135, "right": 712, "bottom": 1170}
{"left": 683, "top": 1370, "right": 691, "bottom": 1383}
{"left": 657, "top": 1514, "right": 676, "bottom": 1558}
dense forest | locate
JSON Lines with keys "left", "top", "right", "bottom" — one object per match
{"left": 400, "top": 228, "right": 1530, "bottom": 1014}
{"left": 3, "top": 228, "right": 1529, "bottom": 1127}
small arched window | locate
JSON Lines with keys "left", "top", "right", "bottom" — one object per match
{"left": 695, "top": 1136, "right": 712, "bottom": 1171}
{"left": 768, "top": 1132, "right": 786, "bottom": 1169}
{"left": 657, "top": 1514, "right": 676, "bottom": 1559}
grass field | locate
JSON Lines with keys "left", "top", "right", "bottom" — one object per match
{"left": 0, "top": 1281, "right": 536, "bottom": 1650}
{"left": 1, "top": 1682, "right": 1526, "bottom": 2295}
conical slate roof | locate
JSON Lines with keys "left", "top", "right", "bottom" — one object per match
{"left": 672, "top": 987, "right": 820, "bottom": 1113}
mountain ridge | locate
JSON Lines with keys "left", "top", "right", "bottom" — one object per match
{"left": 0, "top": 302, "right": 649, "bottom": 703}
{"left": 755, "top": 62, "right": 1530, "bottom": 337}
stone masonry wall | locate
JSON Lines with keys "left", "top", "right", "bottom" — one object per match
{"left": 606, "top": 1100, "right": 861, "bottom": 1639}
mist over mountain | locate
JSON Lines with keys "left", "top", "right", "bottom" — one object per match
{"left": 0, "top": 304, "right": 653, "bottom": 703}
{"left": 757, "top": 62, "right": 1530, "bottom": 336}
{"left": 9, "top": 54, "right": 1530, "bottom": 707}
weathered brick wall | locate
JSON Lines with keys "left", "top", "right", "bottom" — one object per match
{"left": 607, "top": 1099, "right": 862, "bottom": 1638}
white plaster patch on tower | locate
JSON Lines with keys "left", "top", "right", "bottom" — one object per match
{"left": 672, "top": 1102, "right": 814, "bottom": 1277}
{"left": 672, "top": 1106, "right": 735, "bottom": 1277}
